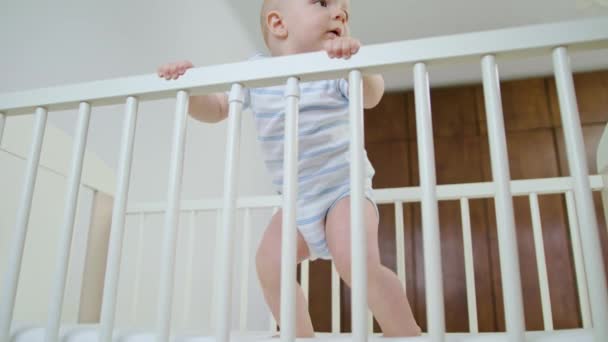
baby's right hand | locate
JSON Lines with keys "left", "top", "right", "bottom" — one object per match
{"left": 157, "top": 60, "right": 194, "bottom": 80}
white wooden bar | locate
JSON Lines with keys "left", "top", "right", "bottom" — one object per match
{"left": 349, "top": 70, "right": 367, "bottom": 342}
{"left": 45, "top": 102, "right": 91, "bottom": 342}
{"left": 270, "top": 207, "right": 279, "bottom": 335}
{"left": 394, "top": 202, "right": 407, "bottom": 288}
{"left": 331, "top": 262, "right": 341, "bottom": 334}
{"left": 481, "top": 55, "right": 525, "bottom": 341}
{"left": 564, "top": 191, "right": 591, "bottom": 329}
{"left": 529, "top": 193, "right": 553, "bottom": 331}
{"left": 99, "top": 97, "right": 139, "bottom": 342}
{"left": 270, "top": 317, "right": 277, "bottom": 334}
{"left": 601, "top": 124, "right": 608, "bottom": 267}
{"left": 459, "top": 198, "right": 478, "bottom": 333}
{"left": 301, "top": 260, "right": 309, "bottom": 301}
{"left": 239, "top": 209, "right": 252, "bottom": 331}
{"left": 131, "top": 213, "right": 147, "bottom": 325}
{"left": 156, "top": 90, "right": 190, "bottom": 342}
{"left": 2, "top": 19, "right": 607, "bottom": 116}
{"left": 211, "top": 209, "right": 222, "bottom": 330}
{"left": 215, "top": 84, "right": 246, "bottom": 342}
{"left": 0, "top": 107, "right": 47, "bottom": 342}
{"left": 413, "top": 63, "right": 445, "bottom": 342}
{"left": 553, "top": 47, "right": 608, "bottom": 342}
{"left": 126, "top": 175, "right": 605, "bottom": 214}
{"left": 0, "top": 112, "right": 5, "bottom": 143}
{"left": 182, "top": 211, "right": 197, "bottom": 328}
{"left": 600, "top": 125, "right": 608, "bottom": 240}
{"left": 280, "top": 77, "right": 300, "bottom": 342}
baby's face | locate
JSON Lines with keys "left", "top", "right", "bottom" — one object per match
{"left": 282, "top": 0, "right": 351, "bottom": 54}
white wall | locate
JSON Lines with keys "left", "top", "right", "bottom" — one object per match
{"left": 1, "top": 0, "right": 274, "bottom": 334}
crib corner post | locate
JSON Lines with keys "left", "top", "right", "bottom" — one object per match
{"left": 598, "top": 123, "right": 608, "bottom": 230}
{"left": 553, "top": 46, "right": 608, "bottom": 342}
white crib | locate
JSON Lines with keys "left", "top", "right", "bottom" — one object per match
{"left": 1, "top": 18, "right": 608, "bottom": 342}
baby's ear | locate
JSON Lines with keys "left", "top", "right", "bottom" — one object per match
{"left": 267, "top": 11, "right": 288, "bottom": 38}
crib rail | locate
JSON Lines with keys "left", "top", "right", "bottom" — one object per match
{"left": 0, "top": 18, "right": 607, "bottom": 116}
{"left": 126, "top": 176, "right": 605, "bottom": 213}
{"left": 125, "top": 174, "right": 606, "bottom": 335}
{"left": 1, "top": 17, "right": 608, "bottom": 342}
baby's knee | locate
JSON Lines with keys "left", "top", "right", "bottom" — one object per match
{"left": 332, "top": 252, "right": 383, "bottom": 286}
{"left": 255, "top": 246, "right": 281, "bottom": 285}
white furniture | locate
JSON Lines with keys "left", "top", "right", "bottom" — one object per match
{"left": 1, "top": 18, "right": 607, "bottom": 342}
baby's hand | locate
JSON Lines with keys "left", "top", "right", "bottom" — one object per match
{"left": 324, "top": 37, "right": 361, "bottom": 60}
{"left": 157, "top": 60, "right": 194, "bottom": 80}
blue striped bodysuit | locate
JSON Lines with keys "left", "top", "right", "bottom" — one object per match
{"left": 241, "top": 54, "right": 378, "bottom": 260}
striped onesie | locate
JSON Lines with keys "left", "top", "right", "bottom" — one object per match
{"left": 242, "top": 54, "right": 377, "bottom": 260}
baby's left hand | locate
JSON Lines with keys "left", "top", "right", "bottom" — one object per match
{"left": 324, "top": 37, "right": 361, "bottom": 60}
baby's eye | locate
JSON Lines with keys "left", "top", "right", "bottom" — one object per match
{"left": 317, "top": 0, "right": 328, "bottom": 7}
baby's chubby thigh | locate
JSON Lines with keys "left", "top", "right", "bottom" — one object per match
{"left": 255, "top": 209, "right": 312, "bottom": 289}
{"left": 324, "top": 195, "right": 381, "bottom": 283}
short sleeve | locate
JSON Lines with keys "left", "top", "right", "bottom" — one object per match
{"left": 337, "top": 78, "right": 349, "bottom": 99}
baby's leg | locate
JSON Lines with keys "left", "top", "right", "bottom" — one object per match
{"left": 325, "top": 197, "right": 421, "bottom": 337}
{"left": 255, "top": 209, "right": 315, "bottom": 338}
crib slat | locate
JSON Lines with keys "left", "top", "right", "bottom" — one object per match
{"left": 0, "top": 112, "right": 5, "bottom": 144}
{"left": 239, "top": 208, "right": 252, "bottom": 331}
{"left": 182, "top": 211, "right": 197, "bottom": 329}
{"left": 270, "top": 316, "right": 277, "bottom": 333}
{"left": 301, "top": 260, "right": 309, "bottom": 301}
{"left": 331, "top": 262, "right": 340, "bottom": 333}
{"left": 99, "top": 96, "right": 139, "bottom": 342}
{"left": 349, "top": 70, "right": 368, "bottom": 342}
{"left": 280, "top": 77, "right": 300, "bottom": 342}
{"left": 553, "top": 47, "right": 608, "bottom": 342}
{"left": 481, "top": 55, "right": 525, "bottom": 341}
{"left": 45, "top": 102, "right": 91, "bottom": 342}
{"left": 459, "top": 198, "right": 478, "bottom": 333}
{"left": 216, "top": 84, "right": 246, "bottom": 342}
{"left": 529, "top": 193, "right": 553, "bottom": 331}
{"left": 413, "top": 63, "right": 445, "bottom": 342}
{"left": 131, "top": 213, "right": 146, "bottom": 325}
{"left": 211, "top": 209, "right": 222, "bottom": 330}
{"left": 394, "top": 202, "right": 406, "bottom": 288}
{"left": 564, "top": 191, "right": 591, "bottom": 328}
{"left": 270, "top": 208, "right": 279, "bottom": 334}
{"left": 156, "top": 90, "right": 190, "bottom": 342}
{"left": 0, "top": 107, "right": 47, "bottom": 342}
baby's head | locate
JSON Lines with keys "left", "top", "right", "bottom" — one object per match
{"left": 260, "top": 0, "right": 351, "bottom": 56}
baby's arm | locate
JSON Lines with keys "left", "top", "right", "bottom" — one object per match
{"left": 157, "top": 61, "right": 229, "bottom": 123}
{"left": 324, "top": 38, "right": 385, "bottom": 109}
{"left": 362, "top": 74, "right": 384, "bottom": 109}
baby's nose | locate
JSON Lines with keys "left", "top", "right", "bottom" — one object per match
{"left": 334, "top": 10, "right": 347, "bottom": 23}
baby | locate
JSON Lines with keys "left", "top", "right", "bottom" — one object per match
{"left": 157, "top": 0, "right": 421, "bottom": 337}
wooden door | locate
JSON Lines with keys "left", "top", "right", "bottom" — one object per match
{"left": 304, "top": 70, "right": 608, "bottom": 333}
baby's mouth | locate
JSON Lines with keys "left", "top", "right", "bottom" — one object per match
{"left": 327, "top": 30, "right": 341, "bottom": 39}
